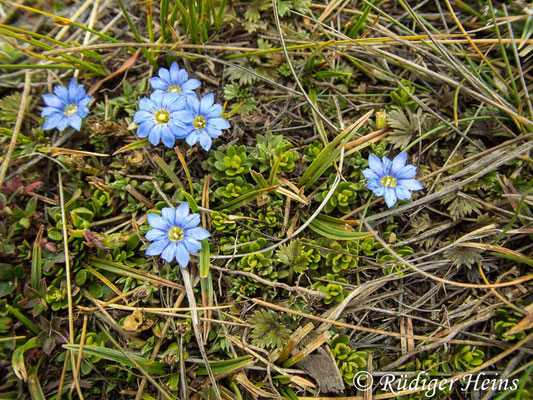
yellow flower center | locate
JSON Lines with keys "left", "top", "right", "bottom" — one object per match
{"left": 167, "top": 226, "right": 184, "bottom": 242}
{"left": 64, "top": 104, "right": 78, "bottom": 116}
{"left": 168, "top": 85, "right": 182, "bottom": 94}
{"left": 381, "top": 175, "right": 397, "bottom": 187}
{"left": 193, "top": 115, "right": 207, "bottom": 130}
{"left": 154, "top": 109, "right": 170, "bottom": 124}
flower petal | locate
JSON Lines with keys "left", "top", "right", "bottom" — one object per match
{"left": 208, "top": 117, "right": 230, "bottom": 130}
{"left": 175, "top": 203, "right": 189, "bottom": 224}
{"left": 148, "top": 125, "right": 163, "bottom": 145}
{"left": 161, "top": 242, "right": 177, "bottom": 262}
{"left": 147, "top": 213, "right": 169, "bottom": 230}
{"left": 159, "top": 68, "right": 171, "bottom": 85}
{"left": 56, "top": 116, "right": 71, "bottom": 131}
{"left": 396, "top": 165, "right": 417, "bottom": 179}
{"left": 146, "top": 239, "right": 169, "bottom": 256}
{"left": 199, "top": 133, "right": 212, "bottom": 151}
{"left": 139, "top": 97, "right": 157, "bottom": 112}
{"left": 137, "top": 121, "right": 155, "bottom": 138}
{"left": 199, "top": 93, "right": 214, "bottom": 114}
{"left": 186, "top": 96, "right": 200, "bottom": 113}
{"left": 168, "top": 120, "right": 188, "bottom": 138}
{"left": 391, "top": 153, "right": 407, "bottom": 176}
{"left": 133, "top": 110, "right": 153, "bottom": 123}
{"left": 205, "top": 104, "right": 223, "bottom": 118}
{"left": 381, "top": 156, "right": 392, "bottom": 174}
{"left": 185, "top": 131, "right": 199, "bottom": 146}
{"left": 181, "top": 79, "right": 201, "bottom": 92}
{"left": 206, "top": 126, "right": 222, "bottom": 139}
{"left": 384, "top": 187, "right": 397, "bottom": 208}
{"left": 366, "top": 182, "right": 384, "bottom": 197}
{"left": 145, "top": 228, "right": 168, "bottom": 241}
{"left": 68, "top": 78, "right": 79, "bottom": 100}
{"left": 42, "top": 114, "right": 64, "bottom": 130}
{"left": 363, "top": 168, "right": 380, "bottom": 182}
{"left": 169, "top": 62, "right": 180, "bottom": 79}
{"left": 186, "top": 227, "right": 210, "bottom": 240}
{"left": 162, "top": 92, "right": 182, "bottom": 109}
{"left": 54, "top": 85, "right": 69, "bottom": 101}
{"left": 395, "top": 186, "right": 412, "bottom": 200}
{"left": 161, "top": 207, "right": 176, "bottom": 225}
{"left": 150, "top": 77, "right": 167, "bottom": 91}
{"left": 398, "top": 179, "right": 424, "bottom": 191}
{"left": 182, "top": 214, "right": 200, "bottom": 229}
{"left": 41, "top": 107, "right": 61, "bottom": 118}
{"left": 176, "top": 242, "right": 190, "bottom": 268}
{"left": 161, "top": 126, "right": 176, "bottom": 148}
{"left": 171, "top": 110, "right": 195, "bottom": 123}
{"left": 183, "top": 237, "right": 202, "bottom": 253}
{"left": 368, "top": 154, "right": 384, "bottom": 177}
{"left": 69, "top": 114, "right": 82, "bottom": 131}
{"left": 42, "top": 94, "right": 64, "bottom": 108}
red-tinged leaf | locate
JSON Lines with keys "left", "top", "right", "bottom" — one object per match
{"left": 88, "top": 49, "right": 141, "bottom": 95}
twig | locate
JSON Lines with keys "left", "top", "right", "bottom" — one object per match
{"left": 181, "top": 267, "right": 222, "bottom": 400}
{"left": 0, "top": 70, "right": 31, "bottom": 187}
{"left": 210, "top": 265, "right": 326, "bottom": 298}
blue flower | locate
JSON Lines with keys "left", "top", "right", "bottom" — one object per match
{"left": 182, "top": 93, "right": 230, "bottom": 151}
{"left": 145, "top": 203, "right": 210, "bottom": 267}
{"left": 363, "top": 153, "right": 423, "bottom": 208}
{"left": 150, "top": 62, "right": 201, "bottom": 96}
{"left": 133, "top": 92, "right": 191, "bottom": 147}
{"left": 41, "top": 78, "right": 92, "bottom": 131}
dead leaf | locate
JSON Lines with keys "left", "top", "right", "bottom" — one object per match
{"left": 123, "top": 309, "right": 144, "bottom": 331}
{"left": 88, "top": 49, "right": 141, "bottom": 95}
{"left": 506, "top": 313, "right": 533, "bottom": 336}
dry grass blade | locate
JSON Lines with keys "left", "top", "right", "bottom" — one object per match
{"left": 0, "top": 70, "right": 30, "bottom": 187}
{"left": 181, "top": 267, "right": 222, "bottom": 400}
{"left": 58, "top": 171, "right": 84, "bottom": 399}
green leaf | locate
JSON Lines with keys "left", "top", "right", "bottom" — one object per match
{"left": 30, "top": 228, "right": 42, "bottom": 290}
{"left": 303, "top": 215, "right": 372, "bottom": 241}
{"left": 6, "top": 305, "right": 39, "bottom": 336}
{"left": 12, "top": 337, "right": 40, "bottom": 381}
{"left": 199, "top": 239, "right": 210, "bottom": 278}
{"left": 65, "top": 344, "right": 167, "bottom": 375}
{"left": 87, "top": 258, "right": 183, "bottom": 290}
{"left": 27, "top": 367, "right": 46, "bottom": 400}
{"left": 298, "top": 111, "right": 372, "bottom": 189}
{"left": 25, "top": 197, "right": 37, "bottom": 215}
{"left": 214, "top": 186, "right": 277, "bottom": 211}
{"left": 153, "top": 155, "right": 184, "bottom": 190}
{"left": 196, "top": 355, "right": 253, "bottom": 377}
{"left": 181, "top": 191, "right": 199, "bottom": 213}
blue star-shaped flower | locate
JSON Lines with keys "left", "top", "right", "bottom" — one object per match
{"left": 363, "top": 153, "right": 423, "bottom": 208}
{"left": 182, "top": 93, "right": 230, "bottom": 151}
{"left": 145, "top": 203, "right": 210, "bottom": 267}
{"left": 150, "top": 62, "right": 201, "bottom": 96}
{"left": 41, "top": 78, "right": 92, "bottom": 131}
{"left": 133, "top": 92, "right": 190, "bottom": 147}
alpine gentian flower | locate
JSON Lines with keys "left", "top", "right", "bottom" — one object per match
{"left": 363, "top": 153, "right": 423, "bottom": 208}
{"left": 183, "top": 93, "right": 230, "bottom": 151}
{"left": 133, "top": 92, "right": 190, "bottom": 147}
{"left": 145, "top": 203, "right": 210, "bottom": 267}
{"left": 150, "top": 62, "right": 200, "bottom": 96}
{"left": 41, "top": 78, "right": 92, "bottom": 131}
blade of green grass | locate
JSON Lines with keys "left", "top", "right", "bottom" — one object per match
{"left": 116, "top": 0, "right": 158, "bottom": 68}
